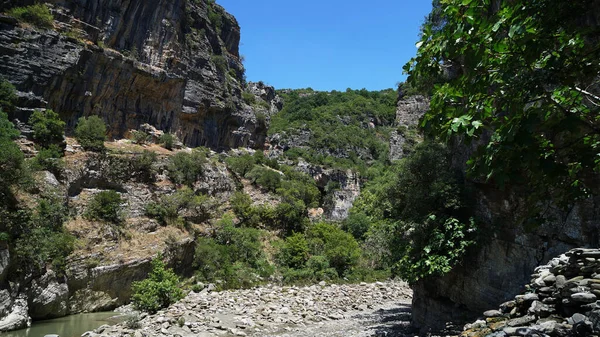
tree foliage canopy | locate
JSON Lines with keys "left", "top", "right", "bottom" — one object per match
{"left": 405, "top": 0, "right": 600, "bottom": 207}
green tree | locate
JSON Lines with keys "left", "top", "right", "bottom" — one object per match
{"left": 131, "top": 258, "right": 184, "bottom": 313}
{"left": 405, "top": 0, "right": 600, "bottom": 208}
{"left": 75, "top": 116, "right": 106, "bottom": 152}
{"left": 306, "top": 222, "right": 361, "bottom": 277}
{"left": 277, "top": 233, "right": 310, "bottom": 269}
{"left": 29, "top": 109, "right": 65, "bottom": 147}
{"left": 131, "top": 150, "right": 157, "bottom": 183}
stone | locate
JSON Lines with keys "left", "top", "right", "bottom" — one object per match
{"left": 507, "top": 315, "right": 536, "bottom": 327}
{"left": 555, "top": 275, "right": 567, "bottom": 289}
{"left": 0, "top": 296, "right": 30, "bottom": 332}
{"left": 571, "top": 292, "right": 597, "bottom": 303}
{"left": 484, "top": 310, "right": 504, "bottom": 318}
{"left": 500, "top": 300, "right": 517, "bottom": 313}
{"left": 543, "top": 274, "right": 556, "bottom": 285}
{"left": 28, "top": 270, "right": 70, "bottom": 319}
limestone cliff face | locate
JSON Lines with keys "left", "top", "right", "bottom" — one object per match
{"left": 1, "top": 0, "right": 270, "bottom": 149}
{"left": 411, "top": 170, "right": 600, "bottom": 332}
{"left": 388, "top": 95, "right": 428, "bottom": 161}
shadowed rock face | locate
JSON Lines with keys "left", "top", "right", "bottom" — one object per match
{"left": 0, "top": 0, "right": 268, "bottom": 150}
{"left": 411, "top": 181, "right": 600, "bottom": 333}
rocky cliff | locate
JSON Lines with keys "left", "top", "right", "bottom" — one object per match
{"left": 1, "top": 0, "right": 274, "bottom": 150}
{"left": 411, "top": 175, "right": 600, "bottom": 333}
{"left": 0, "top": 142, "right": 236, "bottom": 331}
{"left": 388, "top": 95, "right": 428, "bottom": 161}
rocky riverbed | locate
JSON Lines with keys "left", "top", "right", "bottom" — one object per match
{"left": 84, "top": 281, "right": 414, "bottom": 337}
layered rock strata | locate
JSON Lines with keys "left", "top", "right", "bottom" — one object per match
{"left": 1, "top": 1, "right": 275, "bottom": 150}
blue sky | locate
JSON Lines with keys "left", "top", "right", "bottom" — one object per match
{"left": 217, "top": 1, "right": 432, "bottom": 91}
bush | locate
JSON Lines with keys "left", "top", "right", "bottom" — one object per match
{"left": 14, "top": 227, "right": 74, "bottom": 273}
{"left": 246, "top": 166, "right": 281, "bottom": 192}
{"left": 0, "top": 111, "right": 23, "bottom": 185}
{"left": 29, "top": 109, "right": 65, "bottom": 147}
{"left": 230, "top": 191, "right": 256, "bottom": 223}
{"left": 166, "top": 149, "right": 207, "bottom": 186}
{"left": 225, "top": 153, "right": 255, "bottom": 177}
{"left": 131, "top": 150, "right": 157, "bottom": 182}
{"left": 8, "top": 4, "right": 54, "bottom": 29}
{"left": 130, "top": 130, "right": 150, "bottom": 145}
{"left": 33, "top": 144, "right": 64, "bottom": 176}
{"left": 0, "top": 78, "right": 17, "bottom": 113}
{"left": 275, "top": 199, "right": 308, "bottom": 235}
{"left": 84, "top": 190, "right": 124, "bottom": 223}
{"left": 342, "top": 211, "right": 370, "bottom": 241}
{"left": 131, "top": 258, "right": 184, "bottom": 313}
{"left": 75, "top": 116, "right": 106, "bottom": 152}
{"left": 193, "top": 217, "right": 273, "bottom": 289}
{"left": 159, "top": 133, "right": 176, "bottom": 150}
{"left": 242, "top": 92, "right": 256, "bottom": 105}
{"left": 32, "top": 192, "right": 67, "bottom": 232}
{"left": 277, "top": 233, "right": 310, "bottom": 269}
{"left": 277, "top": 178, "right": 320, "bottom": 208}
{"left": 210, "top": 55, "right": 227, "bottom": 73}
{"left": 145, "top": 188, "right": 212, "bottom": 226}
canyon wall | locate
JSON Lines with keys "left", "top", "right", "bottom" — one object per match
{"left": 0, "top": 0, "right": 275, "bottom": 150}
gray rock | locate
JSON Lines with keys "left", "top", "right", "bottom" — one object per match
{"left": 507, "top": 315, "right": 537, "bottom": 327}
{"left": 484, "top": 310, "right": 504, "bottom": 317}
{"left": 28, "top": 270, "right": 69, "bottom": 320}
{"left": 571, "top": 292, "right": 597, "bottom": 303}
{"left": 0, "top": 296, "right": 30, "bottom": 332}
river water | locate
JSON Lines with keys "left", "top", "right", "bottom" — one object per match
{"left": 0, "top": 312, "right": 119, "bottom": 337}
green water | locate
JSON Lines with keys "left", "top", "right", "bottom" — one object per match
{"left": 0, "top": 312, "right": 120, "bottom": 337}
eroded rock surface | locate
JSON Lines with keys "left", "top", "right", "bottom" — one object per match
{"left": 1, "top": 1, "right": 276, "bottom": 150}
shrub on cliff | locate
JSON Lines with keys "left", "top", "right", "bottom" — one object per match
{"left": 130, "top": 130, "right": 150, "bottom": 145}
{"left": 225, "top": 152, "right": 255, "bottom": 176}
{"left": 29, "top": 109, "right": 65, "bottom": 147}
{"left": 131, "top": 258, "right": 184, "bottom": 313}
{"left": 166, "top": 149, "right": 207, "bottom": 186}
{"left": 193, "top": 215, "right": 274, "bottom": 289}
{"left": 145, "top": 187, "right": 213, "bottom": 226}
{"left": 159, "top": 133, "right": 176, "bottom": 150}
{"left": 0, "top": 110, "right": 23, "bottom": 185}
{"left": 131, "top": 150, "right": 157, "bottom": 183}
{"left": 0, "top": 78, "right": 17, "bottom": 113}
{"left": 75, "top": 116, "right": 107, "bottom": 152}
{"left": 84, "top": 190, "right": 124, "bottom": 223}
{"left": 33, "top": 144, "right": 64, "bottom": 177}
{"left": 246, "top": 166, "right": 281, "bottom": 192}
{"left": 8, "top": 4, "right": 54, "bottom": 29}
{"left": 242, "top": 91, "right": 256, "bottom": 105}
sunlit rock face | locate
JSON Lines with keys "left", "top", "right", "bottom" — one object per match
{"left": 0, "top": 0, "right": 274, "bottom": 150}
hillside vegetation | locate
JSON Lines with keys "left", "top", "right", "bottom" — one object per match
{"left": 269, "top": 88, "right": 397, "bottom": 173}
